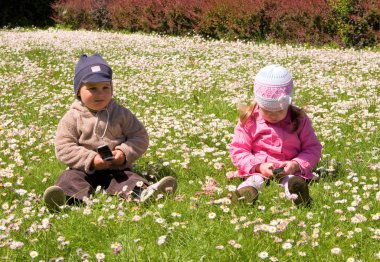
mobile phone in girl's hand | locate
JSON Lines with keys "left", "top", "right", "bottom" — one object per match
{"left": 97, "top": 145, "right": 114, "bottom": 161}
{"left": 273, "top": 167, "right": 284, "bottom": 175}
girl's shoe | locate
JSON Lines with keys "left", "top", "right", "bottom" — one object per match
{"left": 231, "top": 186, "right": 258, "bottom": 204}
{"left": 139, "top": 176, "right": 177, "bottom": 202}
{"left": 288, "top": 176, "right": 311, "bottom": 207}
{"left": 43, "top": 186, "right": 65, "bottom": 212}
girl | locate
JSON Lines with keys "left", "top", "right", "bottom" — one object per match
{"left": 229, "top": 64, "right": 322, "bottom": 206}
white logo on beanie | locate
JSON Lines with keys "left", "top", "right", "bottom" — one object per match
{"left": 91, "top": 66, "right": 101, "bottom": 72}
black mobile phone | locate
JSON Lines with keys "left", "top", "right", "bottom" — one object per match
{"left": 273, "top": 167, "right": 284, "bottom": 175}
{"left": 97, "top": 145, "right": 114, "bottom": 161}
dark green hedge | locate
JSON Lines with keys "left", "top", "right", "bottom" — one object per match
{"left": 0, "top": 0, "right": 55, "bottom": 27}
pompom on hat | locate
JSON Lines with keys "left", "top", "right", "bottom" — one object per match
{"left": 254, "top": 64, "right": 293, "bottom": 111}
{"left": 73, "top": 53, "right": 112, "bottom": 99}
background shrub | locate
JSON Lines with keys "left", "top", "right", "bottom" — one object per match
{"left": 0, "top": 0, "right": 55, "bottom": 27}
{"left": 51, "top": 0, "right": 111, "bottom": 29}
{"left": 329, "top": 0, "right": 380, "bottom": 48}
{"left": 263, "top": 0, "right": 335, "bottom": 45}
{"left": 3, "top": 0, "right": 377, "bottom": 48}
{"left": 195, "top": 0, "right": 265, "bottom": 40}
{"left": 50, "top": 0, "right": 380, "bottom": 48}
{"left": 108, "top": 0, "right": 203, "bottom": 34}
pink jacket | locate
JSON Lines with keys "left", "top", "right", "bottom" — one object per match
{"left": 229, "top": 107, "right": 322, "bottom": 179}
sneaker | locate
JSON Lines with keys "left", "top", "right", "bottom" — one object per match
{"left": 43, "top": 186, "right": 65, "bottom": 212}
{"left": 288, "top": 176, "right": 311, "bottom": 206}
{"left": 231, "top": 186, "right": 258, "bottom": 204}
{"left": 139, "top": 176, "right": 177, "bottom": 202}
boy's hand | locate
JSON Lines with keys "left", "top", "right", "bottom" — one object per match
{"left": 255, "top": 163, "right": 275, "bottom": 178}
{"left": 280, "top": 160, "right": 300, "bottom": 175}
{"left": 93, "top": 154, "right": 112, "bottom": 170}
{"left": 111, "top": 150, "right": 126, "bottom": 166}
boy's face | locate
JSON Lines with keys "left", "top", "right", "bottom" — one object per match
{"left": 79, "top": 81, "right": 113, "bottom": 111}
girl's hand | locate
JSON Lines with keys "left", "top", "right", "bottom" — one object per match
{"left": 92, "top": 154, "right": 112, "bottom": 170}
{"left": 111, "top": 150, "right": 126, "bottom": 167}
{"left": 255, "top": 163, "right": 275, "bottom": 178}
{"left": 280, "top": 160, "right": 300, "bottom": 175}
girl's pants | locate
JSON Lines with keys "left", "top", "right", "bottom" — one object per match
{"left": 237, "top": 174, "right": 296, "bottom": 198}
{"left": 55, "top": 169, "right": 149, "bottom": 201}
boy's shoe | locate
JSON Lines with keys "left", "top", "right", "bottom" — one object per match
{"left": 139, "top": 176, "right": 177, "bottom": 202}
{"left": 231, "top": 186, "right": 258, "bottom": 204}
{"left": 288, "top": 176, "right": 311, "bottom": 207}
{"left": 43, "top": 186, "right": 65, "bottom": 212}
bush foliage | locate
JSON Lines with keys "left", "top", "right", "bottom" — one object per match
{"left": 0, "top": 0, "right": 55, "bottom": 27}
{"left": 50, "top": 0, "right": 380, "bottom": 48}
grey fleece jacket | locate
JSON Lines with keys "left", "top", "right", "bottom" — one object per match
{"left": 55, "top": 99, "right": 149, "bottom": 174}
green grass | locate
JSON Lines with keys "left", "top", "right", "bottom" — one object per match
{"left": 0, "top": 29, "right": 379, "bottom": 261}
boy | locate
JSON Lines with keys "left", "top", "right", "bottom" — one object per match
{"left": 43, "top": 54, "right": 176, "bottom": 211}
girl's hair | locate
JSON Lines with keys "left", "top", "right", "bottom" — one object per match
{"left": 239, "top": 103, "right": 305, "bottom": 132}
{"left": 239, "top": 102, "right": 257, "bottom": 125}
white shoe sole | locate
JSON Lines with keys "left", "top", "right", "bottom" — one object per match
{"left": 43, "top": 186, "right": 65, "bottom": 212}
{"left": 140, "top": 176, "right": 177, "bottom": 202}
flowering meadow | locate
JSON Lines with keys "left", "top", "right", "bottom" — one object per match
{"left": 0, "top": 29, "right": 379, "bottom": 261}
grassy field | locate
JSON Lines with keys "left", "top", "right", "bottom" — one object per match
{"left": 0, "top": 29, "right": 379, "bottom": 261}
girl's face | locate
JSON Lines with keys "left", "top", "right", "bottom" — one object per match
{"left": 259, "top": 107, "right": 288, "bottom": 123}
{"left": 79, "top": 82, "right": 113, "bottom": 111}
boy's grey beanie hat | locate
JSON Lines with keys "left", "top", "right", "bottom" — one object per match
{"left": 73, "top": 54, "right": 112, "bottom": 98}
